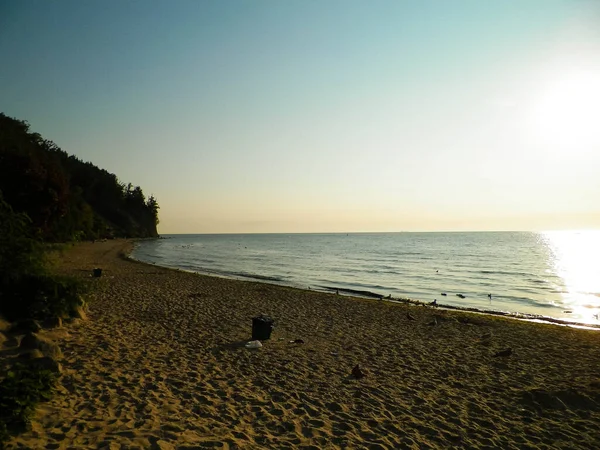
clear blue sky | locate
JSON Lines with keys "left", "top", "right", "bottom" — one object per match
{"left": 2, "top": 0, "right": 599, "bottom": 233}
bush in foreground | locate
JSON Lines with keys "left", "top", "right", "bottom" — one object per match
{"left": 0, "top": 362, "right": 58, "bottom": 445}
{"left": 0, "top": 191, "right": 88, "bottom": 322}
{"left": 0, "top": 274, "right": 88, "bottom": 323}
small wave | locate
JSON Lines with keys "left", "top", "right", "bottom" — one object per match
{"left": 329, "top": 267, "right": 355, "bottom": 274}
{"left": 477, "top": 269, "right": 538, "bottom": 277}
{"left": 362, "top": 269, "right": 400, "bottom": 275}
{"left": 226, "top": 271, "right": 284, "bottom": 282}
{"left": 497, "top": 296, "right": 560, "bottom": 309}
{"left": 316, "top": 279, "right": 389, "bottom": 291}
{"left": 318, "top": 285, "right": 383, "bottom": 299}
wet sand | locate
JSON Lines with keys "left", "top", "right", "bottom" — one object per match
{"left": 5, "top": 239, "right": 600, "bottom": 449}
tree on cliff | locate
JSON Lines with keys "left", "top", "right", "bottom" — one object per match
{"left": 0, "top": 113, "right": 159, "bottom": 240}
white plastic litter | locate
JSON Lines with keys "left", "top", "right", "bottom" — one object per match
{"left": 245, "top": 340, "right": 263, "bottom": 349}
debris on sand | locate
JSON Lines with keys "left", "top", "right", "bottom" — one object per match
{"left": 351, "top": 364, "right": 366, "bottom": 379}
{"left": 493, "top": 348, "right": 513, "bottom": 358}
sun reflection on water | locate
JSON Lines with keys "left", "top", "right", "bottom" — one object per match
{"left": 542, "top": 230, "right": 600, "bottom": 324}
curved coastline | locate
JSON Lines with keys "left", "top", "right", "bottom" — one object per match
{"left": 129, "top": 240, "right": 600, "bottom": 331}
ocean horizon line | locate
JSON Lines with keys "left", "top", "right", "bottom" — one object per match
{"left": 156, "top": 229, "right": 598, "bottom": 236}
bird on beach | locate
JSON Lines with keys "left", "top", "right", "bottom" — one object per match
{"left": 431, "top": 299, "right": 438, "bottom": 307}
{"left": 488, "top": 293, "right": 492, "bottom": 300}
{"left": 492, "top": 348, "right": 513, "bottom": 358}
{"left": 407, "top": 312, "right": 416, "bottom": 321}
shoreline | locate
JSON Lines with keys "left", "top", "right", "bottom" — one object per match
{"left": 129, "top": 242, "right": 600, "bottom": 331}
{"left": 8, "top": 239, "right": 600, "bottom": 448}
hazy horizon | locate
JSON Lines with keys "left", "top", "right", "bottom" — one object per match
{"left": 158, "top": 228, "right": 600, "bottom": 235}
{"left": 2, "top": 0, "right": 599, "bottom": 234}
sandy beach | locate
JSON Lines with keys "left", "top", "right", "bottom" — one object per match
{"left": 4, "top": 239, "right": 600, "bottom": 449}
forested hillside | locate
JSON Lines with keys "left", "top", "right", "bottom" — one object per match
{"left": 0, "top": 113, "right": 159, "bottom": 241}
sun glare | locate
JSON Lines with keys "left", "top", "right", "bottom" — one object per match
{"left": 543, "top": 230, "right": 600, "bottom": 323}
{"left": 529, "top": 69, "right": 600, "bottom": 149}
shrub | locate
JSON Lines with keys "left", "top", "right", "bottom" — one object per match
{"left": 0, "top": 192, "right": 88, "bottom": 322}
{"left": 0, "top": 362, "right": 58, "bottom": 445}
{"left": 0, "top": 192, "right": 46, "bottom": 285}
{"left": 0, "top": 274, "right": 87, "bottom": 322}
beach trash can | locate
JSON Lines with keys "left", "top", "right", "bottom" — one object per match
{"left": 92, "top": 268, "right": 103, "bottom": 278}
{"left": 252, "top": 315, "right": 274, "bottom": 341}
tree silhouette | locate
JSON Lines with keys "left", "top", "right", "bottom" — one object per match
{"left": 0, "top": 112, "right": 159, "bottom": 240}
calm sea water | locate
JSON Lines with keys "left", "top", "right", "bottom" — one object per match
{"left": 132, "top": 231, "right": 600, "bottom": 326}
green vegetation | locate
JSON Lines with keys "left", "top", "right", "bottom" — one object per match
{"left": 0, "top": 111, "right": 160, "bottom": 319}
{"left": 0, "top": 112, "right": 161, "bottom": 445}
{"left": 0, "top": 196, "right": 68, "bottom": 446}
{"left": 0, "top": 363, "right": 58, "bottom": 444}
{"left": 0, "top": 113, "right": 159, "bottom": 241}
{"left": 0, "top": 109, "right": 160, "bottom": 322}
{"left": 0, "top": 193, "right": 45, "bottom": 285}
{"left": 0, "top": 273, "right": 87, "bottom": 323}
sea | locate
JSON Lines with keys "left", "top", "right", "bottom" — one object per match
{"left": 131, "top": 231, "right": 600, "bottom": 327}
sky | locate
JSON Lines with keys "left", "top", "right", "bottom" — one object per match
{"left": 1, "top": 0, "right": 599, "bottom": 233}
